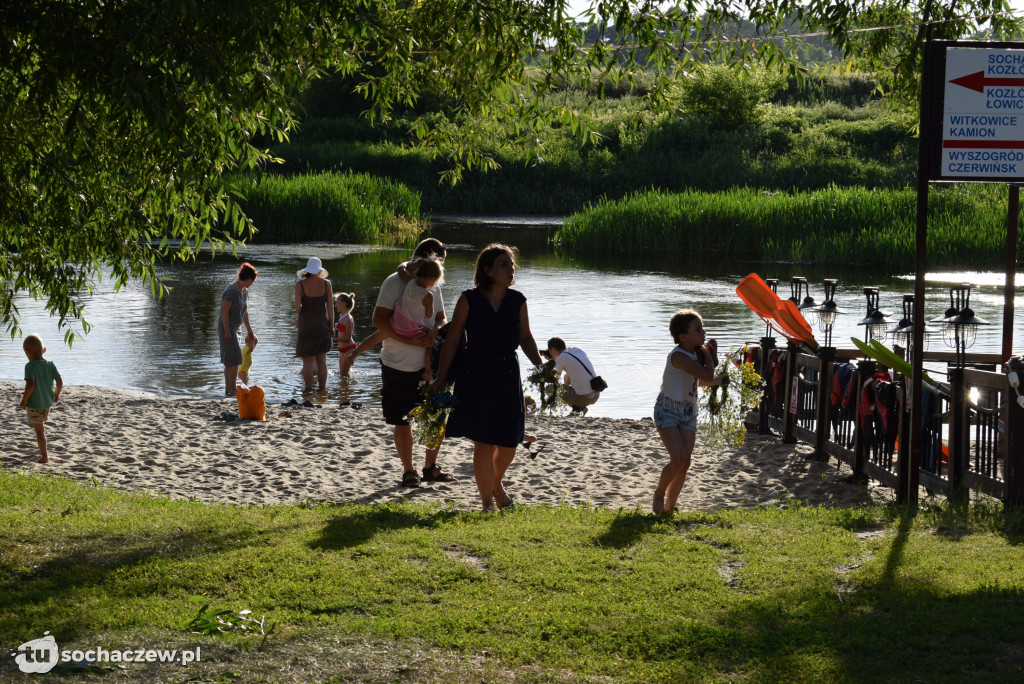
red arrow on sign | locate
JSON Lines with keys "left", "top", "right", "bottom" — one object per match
{"left": 950, "top": 71, "right": 1024, "bottom": 93}
{"left": 944, "top": 140, "right": 1024, "bottom": 148}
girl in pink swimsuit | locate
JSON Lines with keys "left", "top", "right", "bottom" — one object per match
{"left": 335, "top": 292, "right": 357, "bottom": 375}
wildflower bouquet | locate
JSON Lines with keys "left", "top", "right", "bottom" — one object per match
{"left": 703, "top": 346, "right": 763, "bottom": 449}
{"left": 526, "top": 360, "right": 569, "bottom": 416}
{"left": 405, "top": 382, "right": 456, "bottom": 449}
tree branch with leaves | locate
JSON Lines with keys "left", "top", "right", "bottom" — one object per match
{"left": 1, "top": 0, "right": 1019, "bottom": 342}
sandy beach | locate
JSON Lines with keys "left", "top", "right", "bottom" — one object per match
{"left": 0, "top": 382, "right": 891, "bottom": 510}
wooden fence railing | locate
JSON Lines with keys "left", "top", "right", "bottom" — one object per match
{"left": 753, "top": 341, "right": 1024, "bottom": 506}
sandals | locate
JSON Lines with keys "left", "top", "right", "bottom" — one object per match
{"left": 421, "top": 464, "right": 454, "bottom": 482}
{"left": 280, "top": 398, "right": 321, "bottom": 409}
{"left": 521, "top": 441, "right": 546, "bottom": 460}
{"left": 402, "top": 465, "right": 451, "bottom": 488}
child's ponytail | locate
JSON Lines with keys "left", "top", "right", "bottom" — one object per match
{"left": 336, "top": 292, "right": 356, "bottom": 311}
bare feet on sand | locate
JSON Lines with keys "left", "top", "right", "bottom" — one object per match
{"left": 495, "top": 489, "right": 514, "bottom": 509}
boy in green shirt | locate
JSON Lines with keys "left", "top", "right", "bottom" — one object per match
{"left": 19, "top": 334, "right": 62, "bottom": 463}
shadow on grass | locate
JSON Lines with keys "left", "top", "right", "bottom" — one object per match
{"left": 703, "top": 509, "right": 1024, "bottom": 681}
{"left": 711, "top": 588, "right": 1024, "bottom": 680}
{"left": 593, "top": 508, "right": 683, "bottom": 549}
{"left": 880, "top": 507, "right": 914, "bottom": 584}
{"left": 311, "top": 504, "right": 462, "bottom": 551}
{"left": 0, "top": 524, "right": 289, "bottom": 642}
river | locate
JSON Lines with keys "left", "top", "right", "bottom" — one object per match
{"left": 1, "top": 219, "right": 1021, "bottom": 419}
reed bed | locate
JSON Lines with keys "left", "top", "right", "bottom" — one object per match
{"left": 236, "top": 171, "right": 423, "bottom": 244}
{"left": 556, "top": 185, "right": 1014, "bottom": 268}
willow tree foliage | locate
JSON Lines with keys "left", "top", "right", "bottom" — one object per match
{"left": 1, "top": 0, "right": 1019, "bottom": 341}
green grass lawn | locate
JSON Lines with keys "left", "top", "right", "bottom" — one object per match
{"left": 3, "top": 470, "right": 1024, "bottom": 682}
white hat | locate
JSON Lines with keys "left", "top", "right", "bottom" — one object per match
{"left": 297, "top": 257, "right": 328, "bottom": 279}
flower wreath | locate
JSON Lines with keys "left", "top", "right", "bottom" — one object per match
{"left": 405, "top": 381, "right": 457, "bottom": 449}
{"left": 526, "top": 360, "right": 570, "bottom": 416}
{"left": 702, "top": 346, "right": 763, "bottom": 449}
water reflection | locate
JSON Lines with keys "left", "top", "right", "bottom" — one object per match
{"left": 1, "top": 226, "right": 1021, "bottom": 419}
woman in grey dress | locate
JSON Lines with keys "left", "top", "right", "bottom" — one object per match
{"left": 218, "top": 262, "right": 259, "bottom": 396}
{"left": 294, "top": 257, "right": 334, "bottom": 393}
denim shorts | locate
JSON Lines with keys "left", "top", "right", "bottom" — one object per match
{"left": 653, "top": 392, "right": 697, "bottom": 431}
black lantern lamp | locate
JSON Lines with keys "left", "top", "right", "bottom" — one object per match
{"left": 764, "top": 278, "right": 779, "bottom": 337}
{"left": 855, "top": 287, "right": 894, "bottom": 342}
{"left": 788, "top": 276, "right": 804, "bottom": 304}
{"left": 932, "top": 283, "right": 989, "bottom": 368}
{"left": 789, "top": 276, "right": 819, "bottom": 326}
{"left": 930, "top": 284, "right": 963, "bottom": 341}
{"left": 886, "top": 294, "right": 936, "bottom": 360}
{"left": 932, "top": 284, "right": 990, "bottom": 488}
{"left": 814, "top": 279, "right": 846, "bottom": 348}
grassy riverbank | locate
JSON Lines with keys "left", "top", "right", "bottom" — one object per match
{"left": 556, "top": 184, "right": 1014, "bottom": 267}
{"left": 4, "top": 470, "right": 1024, "bottom": 681}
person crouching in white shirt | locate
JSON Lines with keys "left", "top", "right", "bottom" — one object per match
{"left": 544, "top": 337, "right": 601, "bottom": 415}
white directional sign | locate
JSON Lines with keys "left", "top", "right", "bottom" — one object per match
{"left": 942, "top": 47, "right": 1024, "bottom": 180}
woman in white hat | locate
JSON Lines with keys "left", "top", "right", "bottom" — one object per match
{"left": 295, "top": 257, "right": 334, "bottom": 393}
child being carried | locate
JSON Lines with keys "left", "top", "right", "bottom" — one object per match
{"left": 390, "top": 257, "right": 445, "bottom": 380}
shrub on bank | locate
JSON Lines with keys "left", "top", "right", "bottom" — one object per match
{"left": 236, "top": 171, "right": 423, "bottom": 244}
{"left": 266, "top": 101, "right": 918, "bottom": 215}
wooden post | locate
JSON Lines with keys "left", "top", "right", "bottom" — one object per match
{"left": 814, "top": 347, "right": 836, "bottom": 461}
{"left": 948, "top": 367, "right": 969, "bottom": 505}
{"left": 897, "top": 381, "right": 908, "bottom": 483}
{"left": 1003, "top": 186, "right": 1019, "bottom": 362}
{"left": 782, "top": 341, "right": 798, "bottom": 445}
{"left": 897, "top": 372, "right": 911, "bottom": 502}
{"left": 852, "top": 360, "right": 875, "bottom": 484}
{"left": 1006, "top": 358, "right": 1024, "bottom": 507}
{"left": 758, "top": 335, "right": 776, "bottom": 435}
{"left": 907, "top": 42, "right": 943, "bottom": 508}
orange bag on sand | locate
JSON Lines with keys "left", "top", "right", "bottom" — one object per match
{"left": 236, "top": 385, "right": 266, "bottom": 421}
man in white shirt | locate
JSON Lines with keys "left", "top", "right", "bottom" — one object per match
{"left": 545, "top": 336, "right": 602, "bottom": 415}
{"left": 372, "top": 238, "right": 453, "bottom": 487}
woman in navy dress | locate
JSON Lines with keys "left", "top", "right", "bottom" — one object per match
{"left": 431, "top": 244, "right": 544, "bottom": 511}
